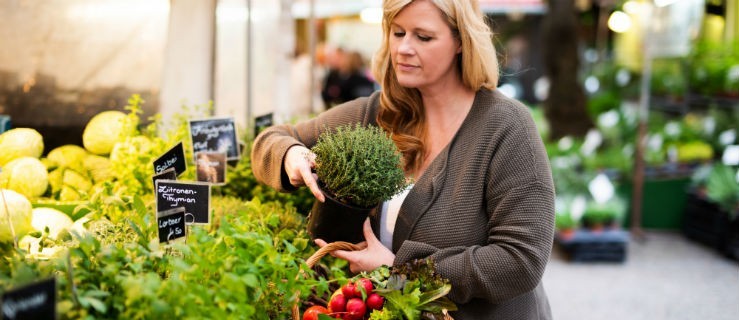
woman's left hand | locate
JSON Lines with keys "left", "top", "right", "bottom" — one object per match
{"left": 314, "top": 219, "right": 395, "bottom": 273}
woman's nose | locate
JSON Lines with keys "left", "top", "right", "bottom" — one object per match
{"left": 398, "top": 36, "right": 414, "bottom": 55}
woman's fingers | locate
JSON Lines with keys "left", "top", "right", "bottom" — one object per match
{"left": 362, "top": 219, "right": 377, "bottom": 244}
{"left": 285, "top": 146, "right": 325, "bottom": 202}
{"left": 303, "top": 169, "right": 324, "bottom": 202}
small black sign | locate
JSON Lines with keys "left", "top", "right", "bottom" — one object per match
{"left": 154, "top": 142, "right": 187, "bottom": 176}
{"left": 195, "top": 151, "right": 227, "bottom": 185}
{"left": 1, "top": 278, "right": 56, "bottom": 320}
{"left": 152, "top": 167, "right": 177, "bottom": 187}
{"left": 155, "top": 180, "right": 211, "bottom": 225}
{"left": 157, "top": 207, "right": 187, "bottom": 243}
{"left": 254, "top": 113, "right": 273, "bottom": 137}
{"left": 189, "top": 117, "right": 240, "bottom": 161}
{"left": 0, "top": 115, "right": 10, "bottom": 134}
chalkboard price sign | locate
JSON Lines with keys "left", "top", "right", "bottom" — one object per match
{"left": 152, "top": 167, "right": 177, "bottom": 187}
{"left": 154, "top": 142, "right": 187, "bottom": 175}
{"left": 1, "top": 278, "right": 56, "bottom": 320}
{"left": 254, "top": 112, "right": 273, "bottom": 137}
{"left": 189, "top": 117, "right": 240, "bottom": 161}
{"left": 155, "top": 180, "right": 211, "bottom": 225}
{"left": 157, "top": 207, "right": 187, "bottom": 243}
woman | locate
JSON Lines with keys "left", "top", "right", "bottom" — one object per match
{"left": 251, "top": 0, "right": 555, "bottom": 318}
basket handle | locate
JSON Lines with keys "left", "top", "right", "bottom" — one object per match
{"left": 304, "top": 241, "right": 365, "bottom": 268}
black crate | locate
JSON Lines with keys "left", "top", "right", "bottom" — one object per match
{"left": 682, "top": 192, "right": 730, "bottom": 249}
{"left": 556, "top": 229, "right": 629, "bottom": 263}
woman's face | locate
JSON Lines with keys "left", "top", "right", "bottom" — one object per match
{"left": 389, "top": 0, "right": 461, "bottom": 91}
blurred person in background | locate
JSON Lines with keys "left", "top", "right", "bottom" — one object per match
{"left": 320, "top": 46, "right": 346, "bottom": 108}
{"left": 252, "top": 0, "right": 554, "bottom": 318}
{"left": 321, "top": 48, "right": 376, "bottom": 109}
{"left": 337, "top": 50, "right": 376, "bottom": 104}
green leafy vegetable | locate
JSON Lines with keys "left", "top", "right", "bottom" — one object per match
{"left": 361, "top": 259, "right": 457, "bottom": 320}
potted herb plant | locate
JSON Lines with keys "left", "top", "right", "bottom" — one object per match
{"left": 308, "top": 124, "right": 408, "bottom": 243}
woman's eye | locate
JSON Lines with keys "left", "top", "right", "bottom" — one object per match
{"left": 393, "top": 32, "right": 405, "bottom": 38}
{"left": 417, "top": 35, "right": 431, "bottom": 42}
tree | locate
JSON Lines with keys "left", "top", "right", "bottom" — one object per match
{"left": 542, "top": 0, "right": 594, "bottom": 140}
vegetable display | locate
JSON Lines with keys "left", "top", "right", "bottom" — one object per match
{"left": 0, "top": 94, "right": 457, "bottom": 319}
{"left": 297, "top": 259, "right": 456, "bottom": 320}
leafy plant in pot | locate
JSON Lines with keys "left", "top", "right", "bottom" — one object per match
{"left": 308, "top": 124, "right": 408, "bottom": 243}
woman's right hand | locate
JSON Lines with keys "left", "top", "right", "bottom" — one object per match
{"left": 284, "top": 145, "right": 325, "bottom": 202}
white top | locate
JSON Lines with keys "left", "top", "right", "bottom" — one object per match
{"left": 379, "top": 185, "right": 413, "bottom": 250}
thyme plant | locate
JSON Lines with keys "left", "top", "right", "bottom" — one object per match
{"left": 312, "top": 124, "right": 408, "bottom": 208}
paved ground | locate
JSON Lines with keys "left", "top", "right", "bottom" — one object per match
{"left": 543, "top": 230, "right": 739, "bottom": 320}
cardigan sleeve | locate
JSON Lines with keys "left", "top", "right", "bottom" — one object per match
{"left": 250, "top": 92, "right": 380, "bottom": 191}
{"left": 394, "top": 99, "right": 556, "bottom": 304}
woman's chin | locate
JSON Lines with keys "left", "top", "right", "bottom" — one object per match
{"left": 396, "top": 79, "right": 420, "bottom": 89}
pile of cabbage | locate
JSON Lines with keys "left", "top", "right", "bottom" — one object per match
{"left": 0, "top": 110, "right": 133, "bottom": 202}
{"left": 0, "top": 110, "right": 134, "bottom": 250}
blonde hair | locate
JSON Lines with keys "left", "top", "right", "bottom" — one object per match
{"left": 371, "top": 0, "right": 499, "bottom": 174}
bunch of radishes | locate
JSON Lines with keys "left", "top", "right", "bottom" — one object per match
{"left": 303, "top": 278, "right": 385, "bottom": 320}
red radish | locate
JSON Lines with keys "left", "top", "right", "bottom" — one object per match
{"left": 328, "top": 293, "right": 347, "bottom": 313}
{"left": 365, "top": 293, "right": 384, "bottom": 310}
{"left": 341, "top": 282, "right": 359, "bottom": 298}
{"left": 303, "top": 305, "right": 330, "bottom": 320}
{"left": 356, "top": 278, "right": 373, "bottom": 296}
{"left": 344, "top": 298, "right": 366, "bottom": 320}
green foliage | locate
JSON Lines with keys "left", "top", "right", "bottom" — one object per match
{"left": 705, "top": 164, "right": 739, "bottom": 219}
{"left": 0, "top": 196, "right": 324, "bottom": 319}
{"left": 555, "top": 213, "right": 578, "bottom": 231}
{"left": 689, "top": 40, "right": 739, "bottom": 96}
{"left": 312, "top": 124, "right": 408, "bottom": 208}
{"left": 107, "top": 97, "right": 201, "bottom": 196}
{"left": 365, "top": 259, "right": 457, "bottom": 320}
{"left": 581, "top": 198, "right": 625, "bottom": 227}
{"left": 651, "top": 59, "right": 688, "bottom": 98}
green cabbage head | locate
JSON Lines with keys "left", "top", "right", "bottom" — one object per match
{"left": 0, "top": 128, "right": 44, "bottom": 166}
{"left": 82, "top": 110, "right": 135, "bottom": 155}
{"left": 32, "top": 207, "right": 74, "bottom": 240}
{"left": 0, "top": 189, "right": 33, "bottom": 242}
{"left": 47, "top": 144, "right": 89, "bottom": 172}
{"left": 0, "top": 157, "right": 49, "bottom": 199}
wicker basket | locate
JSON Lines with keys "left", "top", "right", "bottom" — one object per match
{"left": 291, "top": 242, "right": 455, "bottom": 320}
{"left": 291, "top": 241, "right": 363, "bottom": 320}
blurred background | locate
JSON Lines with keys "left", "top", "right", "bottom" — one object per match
{"left": 0, "top": 0, "right": 737, "bottom": 318}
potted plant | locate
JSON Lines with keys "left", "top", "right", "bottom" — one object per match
{"left": 581, "top": 198, "right": 624, "bottom": 232}
{"left": 555, "top": 213, "right": 578, "bottom": 240}
{"left": 308, "top": 124, "right": 408, "bottom": 243}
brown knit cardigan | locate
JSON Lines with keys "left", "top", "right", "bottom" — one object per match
{"left": 251, "top": 89, "right": 555, "bottom": 319}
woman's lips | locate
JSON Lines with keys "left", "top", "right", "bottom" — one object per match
{"left": 397, "top": 63, "right": 418, "bottom": 72}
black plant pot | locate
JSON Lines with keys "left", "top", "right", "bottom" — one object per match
{"left": 307, "top": 186, "right": 376, "bottom": 244}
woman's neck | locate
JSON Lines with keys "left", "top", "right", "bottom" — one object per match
{"left": 421, "top": 84, "right": 475, "bottom": 129}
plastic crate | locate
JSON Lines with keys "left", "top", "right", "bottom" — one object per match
{"left": 682, "top": 192, "right": 729, "bottom": 249}
{"left": 556, "top": 229, "right": 629, "bottom": 262}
